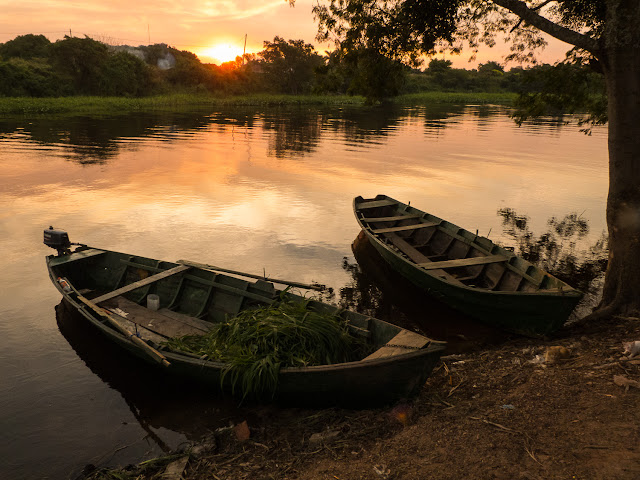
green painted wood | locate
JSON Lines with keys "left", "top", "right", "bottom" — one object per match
{"left": 357, "top": 199, "right": 398, "bottom": 209}
{"left": 178, "top": 259, "right": 325, "bottom": 291}
{"left": 48, "top": 248, "right": 106, "bottom": 267}
{"left": 182, "top": 273, "right": 276, "bottom": 304}
{"left": 417, "top": 254, "right": 510, "bottom": 270}
{"left": 440, "top": 228, "right": 543, "bottom": 286}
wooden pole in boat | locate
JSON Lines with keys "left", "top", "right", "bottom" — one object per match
{"left": 76, "top": 294, "right": 171, "bottom": 367}
{"left": 177, "top": 259, "right": 326, "bottom": 291}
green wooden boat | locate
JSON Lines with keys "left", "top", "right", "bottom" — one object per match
{"left": 354, "top": 195, "right": 583, "bottom": 336}
{"left": 44, "top": 228, "right": 445, "bottom": 406}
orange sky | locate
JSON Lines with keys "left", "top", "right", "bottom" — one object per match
{"left": 0, "top": 0, "right": 571, "bottom": 67}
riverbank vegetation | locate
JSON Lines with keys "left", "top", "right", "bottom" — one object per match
{"left": 0, "top": 91, "right": 519, "bottom": 116}
{"left": 0, "top": 34, "right": 602, "bottom": 112}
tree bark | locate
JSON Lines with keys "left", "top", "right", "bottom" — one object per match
{"left": 597, "top": 1, "right": 640, "bottom": 317}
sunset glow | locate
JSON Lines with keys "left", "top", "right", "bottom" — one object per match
{"left": 198, "top": 42, "right": 245, "bottom": 65}
{"left": 0, "top": 1, "right": 569, "bottom": 69}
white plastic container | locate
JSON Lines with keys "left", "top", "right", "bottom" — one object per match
{"left": 147, "top": 294, "right": 160, "bottom": 311}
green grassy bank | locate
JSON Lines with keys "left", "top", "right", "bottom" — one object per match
{"left": 397, "top": 91, "right": 516, "bottom": 105}
{"left": 0, "top": 92, "right": 516, "bottom": 116}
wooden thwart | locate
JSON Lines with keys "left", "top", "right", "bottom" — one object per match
{"left": 371, "top": 222, "right": 438, "bottom": 234}
{"left": 357, "top": 199, "right": 398, "bottom": 209}
{"left": 101, "top": 296, "right": 213, "bottom": 338}
{"left": 364, "top": 330, "right": 430, "bottom": 360}
{"left": 362, "top": 213, "right": 423, "bottom": 222}
{"left": 417, "top": 255, "right": 510, "bottom": 270}
{"left": 386, "top": 233, "right": 464, "bottom": 286}
{"left": 93, "top": 265, "right": 190, "bottom": 304}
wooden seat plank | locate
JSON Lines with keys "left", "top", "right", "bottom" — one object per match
{"left": 417, "top": 255, "right": 510, "bottom": 270}
{"left": 357, "top": 199, "right": 398, "bottom": 209}
{"left": 362, "top": 214, "right": 423, "bottom": 222}
{"left": 442, "top": 229, "right": 541, "bottom": 287}
{"left": 93, "top": 265, "right": 190, "bottom": 304}
{"left": 101, "top": 296, "right": 212, "bottom": 338}
{"left": 385, "top": 233, "right": 464, "bottom": 285}
{"left": 364, "top": 330, "right": 430, "bottom": 360}
{"left": 371, "top": 222, "right": 438, "bottom": 234}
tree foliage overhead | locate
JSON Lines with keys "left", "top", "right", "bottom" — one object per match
{"left": 257, "top": 36, "right": 325, "bottom": 94}
{"left": 312, "top": 0, "right": 608, "bottom": 66}
{"left": 313, "top": 0, "right": 461, "bottom": 65}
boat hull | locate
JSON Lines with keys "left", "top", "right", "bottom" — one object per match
{"left": 47, "top": 246, "right": 445, "bottom": 407}
{"left": 354, "top": 195, "right": 583, "bottom": 336}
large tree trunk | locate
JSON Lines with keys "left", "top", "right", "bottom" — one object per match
{"left": 597, "top": 1, "right": 640, "bottom": 317}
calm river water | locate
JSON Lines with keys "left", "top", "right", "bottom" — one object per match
{"left": 0, "top": 104, "right": 607, "bottom": 479}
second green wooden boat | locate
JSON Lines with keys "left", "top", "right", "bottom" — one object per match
{"left": 354, "top": 195, "right": 583, "bottom": 336}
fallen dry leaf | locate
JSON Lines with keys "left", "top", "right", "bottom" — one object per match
{"left": 613, "top": 375, "right": 640, "bottom": 391}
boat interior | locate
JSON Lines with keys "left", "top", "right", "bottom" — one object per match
{"left": 356, "top": 197, "right": 567, "bottom": 293}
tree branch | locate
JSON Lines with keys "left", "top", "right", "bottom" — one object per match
{"left": 491, "top": 0, "right": 600, "bottom": 54}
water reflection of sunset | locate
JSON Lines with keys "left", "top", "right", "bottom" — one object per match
{"left": 1, "top": 106, "right": 607, "bottom": 285}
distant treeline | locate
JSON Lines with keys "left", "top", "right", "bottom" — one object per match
{"left": 0, "top": 34, "right": 604, "bottom": 103}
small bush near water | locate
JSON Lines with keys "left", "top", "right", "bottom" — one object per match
{"left": 163, "top": 298, "right": 369, "bottom": 398}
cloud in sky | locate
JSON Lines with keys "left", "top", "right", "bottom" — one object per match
{"left": 0, "top": 1, "right": 318, "bottom": 58}
{"left": 0, "top": 0, "right": 569, "bottom": 66}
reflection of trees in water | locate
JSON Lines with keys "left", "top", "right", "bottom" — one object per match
{"left": 0, "top": 104, "right": 573, "bottom": 164}
{"left": 261, "top": 110, "right": 324, "bottom": 158}
{"left": 497, "top": 208, "right": 608, "bottom": 294}
{"left": 0, "top": 113, "right": 215, "bottom": 164}
{"left": 333, "top": 105, "right": 406, "bottom": 141}
{"left": 340, "top": 255, "right": 391, "bottom": 316}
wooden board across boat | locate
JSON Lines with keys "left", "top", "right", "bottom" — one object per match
{"left": 354, "top": 195, "right": 584, "bottom": 336}
{"left": 46, "top": 242, "right": 445, "bottom": 406}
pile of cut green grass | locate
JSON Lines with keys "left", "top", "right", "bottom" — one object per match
{"left": 164, "top": 298, "right": 369, "bottom": 398}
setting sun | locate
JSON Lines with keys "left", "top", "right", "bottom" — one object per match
{"left": 198, "top": 43, "right": 245, "bottom": 65}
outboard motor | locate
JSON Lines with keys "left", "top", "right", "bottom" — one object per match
{"left": 44, "top": 226, "right": 71, "bottom": 256}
